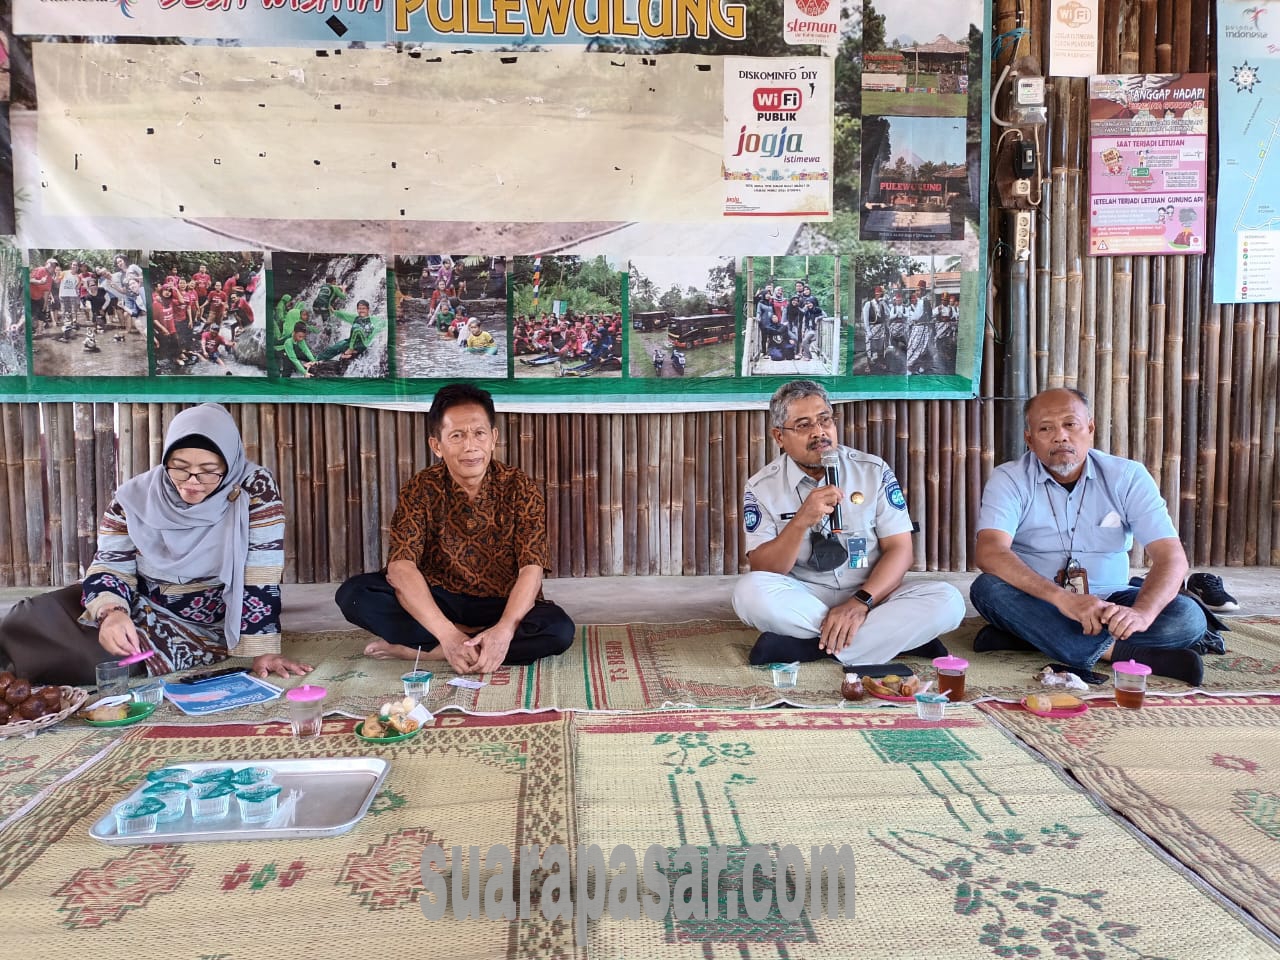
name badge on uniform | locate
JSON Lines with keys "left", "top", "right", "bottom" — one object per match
{"left": 847, "top": 537, "right": 868, "bottom": 569}
{"left": 1056, "top": 558, "right": 1089, "bottom": 594}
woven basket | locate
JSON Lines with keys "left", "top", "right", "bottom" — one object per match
{"left": 0, "top": 686, "right": 90, "bottom": 740}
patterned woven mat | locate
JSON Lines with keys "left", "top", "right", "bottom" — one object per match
{"left": 75, "top": 615, "right": 1280, "bottom": 726}
{"left": 0, "top": 726, "right": 121, "bottom": 830}
{"left": 0, "top": 714, "right": 580, "bottom": 960}
{"left": 982, "top": 694, "right": 1280, "bottom": 939}
{"left": 570, "top": 708, "right": 1280, "bottom": 959}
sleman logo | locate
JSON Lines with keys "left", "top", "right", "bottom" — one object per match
{"left": 744, "top": 491, "right": 761, "bottom": 532}
{"left": 1055, "top": 0, "right": 1091, "bottom": 27}
{"left": 796, "top": 0, "right": 830, "bottom": 14}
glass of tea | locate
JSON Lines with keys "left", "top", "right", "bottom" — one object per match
{"left": 932, "top": 655, "right": 969, "bottom": 701}
{"left": 1112, "top": 659, "right": 1151, "bottom": 709}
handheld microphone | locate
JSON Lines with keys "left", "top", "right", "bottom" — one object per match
{"left": 820, "top": 450, "right": 843, "bottom": 533}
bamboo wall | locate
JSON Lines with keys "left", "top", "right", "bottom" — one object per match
{"left": 0, "top": 0, "right": 1276, "bottom": 586}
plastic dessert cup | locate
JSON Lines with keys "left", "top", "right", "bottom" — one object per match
{"left": 771, "top": 663, "right": 799, "bottom": 689}
{"left": 191, "top": 782, "right": 236, "bottom": 822}
{"left": 142, "top": 781, "right": 190, "bottom": 822}
{"left": 236, "top": 784, "right": 283, "bottom": 824}
{"left": 114, "top": 797, "right": 166, "bottom": 836}
{"left": 402, "top": 671, "right": 433, "bottom": 700}
{"left": 915, "top": 692, "right": 948, "bottom": 721}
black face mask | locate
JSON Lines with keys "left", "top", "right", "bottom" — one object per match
{"left": 808, "top": 530, "right": 848, "bottom": 572}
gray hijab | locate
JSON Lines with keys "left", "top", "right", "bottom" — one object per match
{"left": 114, "top": 403, "right": 257, "bottom": 650}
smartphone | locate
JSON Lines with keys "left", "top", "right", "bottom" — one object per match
{"left": 175, "top": 666, "right": 248, "bottom": 685}
{"left": 1046, "top": 663, "right": 1109, "bottom": 686}
{"left": 845, "top": 662, "right": 914, "bottom": 679}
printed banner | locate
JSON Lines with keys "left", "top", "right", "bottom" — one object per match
{"left": 1087, "top": 73, "right": 1209, "bottom": 256}
{"left": 723, "top": 57, "right": 833, "bottom": 217}
{"left": 0, "top": 2, "right": 992, "bottom": 408}
{"left": 1212, "top": 0, "right": 1280, "bottom": 303}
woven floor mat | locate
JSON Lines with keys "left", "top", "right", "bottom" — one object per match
{"left": 72, "top": 615, "right": 1280, "bottom": 728}
{"left": 569, "top": 707, "right": 1279, "bottom": 959}
{"left": 0, "top": 713, "right": 580, "bottom": 960}
{"left": 0, "top": 725, "right": 121, "bottom": 829}
{"left": 982, "top": 693, "right": 1280, "bottom": 939}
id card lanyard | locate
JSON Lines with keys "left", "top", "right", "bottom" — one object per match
{"left": 1046, "top": 475, "right": 1088, "bottom": 593}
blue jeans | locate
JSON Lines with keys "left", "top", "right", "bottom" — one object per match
{"left": 969, "top": 573, "right": 1208, "bottom": 669}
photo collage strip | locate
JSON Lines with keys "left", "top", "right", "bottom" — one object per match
{"left": 13, "top": 251, "right": 979, "bottom": 384}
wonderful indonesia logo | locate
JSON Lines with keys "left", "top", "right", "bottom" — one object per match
{"left": 1226, "top": 7, "right": 1267, "bottom": 39}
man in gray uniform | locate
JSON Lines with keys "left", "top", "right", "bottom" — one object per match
{"left": 732, "top": 380, "right": 965, "bottom": 666}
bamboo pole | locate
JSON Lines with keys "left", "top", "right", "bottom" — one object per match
{"left": 21, "top": 406, "right": 45, "bottom": 584}
{"left": 623, "top": 415, "right": 638, "bottom": 576}
{"left": 1261, "top": 303, "right": 1279, "bottom": 564}
{"left": 1230, "top": 305, "right": 1256, "bottom": 564}
{"left": 1183, "top": 260, "right": 1205, "bottom": 556}
{"left": 1111, "top": 258, "right": 1133, "bottom": 458}
{"left": 1131, "top": 258, "right": 1151, "bottom": 471}
{"left": 908, "top": 402, "right": 926, "bottom": 571}
{"left": 0, "top": 407, "right": 14, "bottom": 586}
{"left": 609, "top": 414, "right": 624, "bottom": 575}
{"left": 658, "top": 414, "right": 673, "bottom": 576}
{"left": 1095, "top": 261, "right": 1115, "bottom": 452}
{"left": 683, "top": 412, "right": 699, "bottom": 576}
{"left": 324, "top": 404, "right": 347, "bottom": 583}
{"left": 924, "top": 402, "right": 939, "bottom": 570}
{"left": 3, "top": 406, "right": 30, "bottom": 587}
{"left": 594, "top": 414, "right": 611, "bottom": 577}
{"left": 937, "top": 401, "right": 952, "bottom": 571}
{"left": 723, "top": 411, "right": 740, "bottom": 573}
{"left": 951, "top": 403, "right": 967, "bottom": 570}
{"left": 707, "top": 411, "right": 724, "bottom": 576}
{"left": 74, "top": 403, "right": 96, "bottom": 577}
{"left": 1211, "top": 306, "right": 1234, "bottom": 564}
{"left": 44, "top": 405, "right": 63, "bottom": 587}
{"left": 1161, "top": 257, "right": 1183, "bottom": 520}
{"left": 583, "top": 414, "right": 599, "bottom": 577}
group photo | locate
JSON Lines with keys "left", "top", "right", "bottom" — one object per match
{"left": 393, "top": 255, "right": 507, "bottom": 380}
{"left": 147, "top": 252, "right": 267, "bottom": 378}
{"left": 740, "top": 255, "right": 842, "bottom": 378}
{"left": 27, "top": 248, "right": 148, "bottom": 378}
{"left": 512, "top": 255, "right": 623, "bottom": 380}
{"left": 270, "top": 254, "right": 389, "bottom": 380}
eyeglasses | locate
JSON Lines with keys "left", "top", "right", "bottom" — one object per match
{"left": 166, "top": 467, "right": 226, "bottom": 485}
{"left": 779, "top": 414, "right": 836, "bottom": 433}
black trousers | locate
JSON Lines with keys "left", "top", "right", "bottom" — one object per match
{"left": 334, "top": 572, "right": 575, "bottom": 667}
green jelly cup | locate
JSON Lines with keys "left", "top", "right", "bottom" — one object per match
{"left": 235, "top": 784, "right": 283, "bottom": 824}
{"left": 114, "top": 797, "right": 166, "bottom": 835}
{"left": 191, "top": 782, "right": 237, "bottom": 822}
{"left": 230, "top": 766, "right": 274, "bottom": 787}
{"left": 142, "top": 781, "right": 191, "bottom": 822}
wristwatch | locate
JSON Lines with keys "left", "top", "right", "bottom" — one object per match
{"left": 853, "top": 589, "right": 875, "bottom": 610}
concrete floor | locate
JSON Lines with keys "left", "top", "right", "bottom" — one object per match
{"left": 3, "top": 566, "right": 1275, "bottom": 633}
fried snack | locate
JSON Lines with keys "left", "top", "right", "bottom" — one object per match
{"left": 899, "top": 675, "right": 922, "bottom": 696}
{"left": 388, "top": 714, "right": 419, "bottom": 735}
{"left": 362, "top": 714, "right": 387, "bottom": 738}
{"left": 0, "top": 703, "right": 12, "bottom": 725}
{"left": 81, "top": 701, "right": 129, "bottom": 722}
{"left": 1025, "top": 694, "right": 1054, "bottom": 713}
{"left": 862, "top": 676, "right": 896, "bottom": 697}
{"left": 1048, "top": 693, "right": 1083, "bottom": 709}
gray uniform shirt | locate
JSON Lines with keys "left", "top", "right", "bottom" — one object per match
{"left": 743, "top": 445, "right": 914, "bottom": 590}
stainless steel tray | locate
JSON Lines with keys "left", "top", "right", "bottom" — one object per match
{"left": 89, "top": 757, "right": 389, "bottom": 844}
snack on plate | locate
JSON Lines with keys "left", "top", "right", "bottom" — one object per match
{"left": 899, "top": 675, "right": 922, "bottom": 696}
{"left": 81, "top": 701, "right": 130, "bottom": 722}
{"left": 1026, "top": 692, "right": 1084, "bottom": 713}
{"left": 388, "top": 714, "right": 419, "bottom": 735}
{"left": 362, "top": 714, "right": 387, "bottom": 739}
{"left": 362, "top": 696, "right": 421, "bottom": 738}
{"left": 862, "top": 676, "right": 898, "bottom": 697}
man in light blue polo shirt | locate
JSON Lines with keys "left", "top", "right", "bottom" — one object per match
{"left": 971, "top": 388, "right": 1211, "bottom": 683}
{"left": 733, "top": 380, "right": 965, "bottom": 667}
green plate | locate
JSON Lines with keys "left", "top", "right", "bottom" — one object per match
{"left": 355, "top": 720, "right": 421, "bottom": 744}
{"left": 82, "top": 701, "right": 158, "bottom": 727}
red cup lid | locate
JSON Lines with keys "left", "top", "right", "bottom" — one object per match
{"left": 285, "top": 684, "right": 327, "bottom": 702}
{"left": 933, "top": 655, "right": 969, "bottom": 671}
{"left": 1112, "top": 659, "right": 1152, "bottom": 676}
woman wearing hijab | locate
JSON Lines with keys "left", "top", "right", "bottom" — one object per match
{"left": 0, "top": 404, "right": 312, "bottom": 684}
